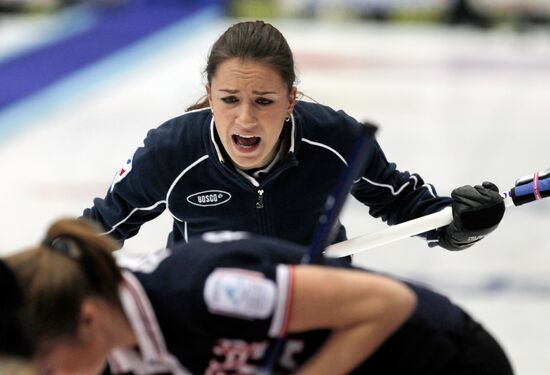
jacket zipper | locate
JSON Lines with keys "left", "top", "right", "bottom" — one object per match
{"left": 256, "top": 189, "right": 265, "bottom": 209}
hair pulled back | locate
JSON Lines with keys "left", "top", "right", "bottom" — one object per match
{"left": 188, "top": 20, "right": 296, "bottom": 111}
{"left": 2, "top": 218, "right": 121, "bottom": 357}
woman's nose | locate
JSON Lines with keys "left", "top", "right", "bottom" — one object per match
{"left": 236, "top": 103, "right": 257, "bottom": 128}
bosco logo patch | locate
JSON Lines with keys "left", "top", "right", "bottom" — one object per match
{"left": 187, "top": 190, "right": 231, "bottom": 207}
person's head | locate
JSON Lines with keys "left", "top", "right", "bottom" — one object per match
{"left": 204, "top": 20, "right": 298, "bottom": 170}
{"left": 0, "top": 218, "right": 128, "bottom": 375}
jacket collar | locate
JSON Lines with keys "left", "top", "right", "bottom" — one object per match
{"left": 107, "top": 272, "right": 191, "bottom": 375}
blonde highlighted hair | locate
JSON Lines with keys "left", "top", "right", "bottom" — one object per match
{"left": 4, "top": 218, "right": 122, "bottom": 355}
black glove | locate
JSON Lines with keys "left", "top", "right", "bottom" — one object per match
{"left": 438, "top": 181, "right": 505, "bottom": 251}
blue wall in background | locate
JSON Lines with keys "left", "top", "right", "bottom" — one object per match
{"left": 0, "top": 0, "right": 220, "bottom": 111}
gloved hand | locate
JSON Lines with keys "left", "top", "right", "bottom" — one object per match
{"left": 438, "top": 181, "right": 505, "bottom": 251}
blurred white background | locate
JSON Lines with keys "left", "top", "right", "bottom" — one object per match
{"left": 1, "top": 1, "right": 549, "bottom": 373}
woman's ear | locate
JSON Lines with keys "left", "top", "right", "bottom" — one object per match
{"left": 77, "top": 298, "right": 137, "bottom": 351}
{"left": 288, "top": 86, "right": 297, "bottom": 113}
{"left": 78, "top": 300, "right": 101, "bottom": 339}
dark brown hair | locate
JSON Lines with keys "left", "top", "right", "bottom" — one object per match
{"left": 187, "top": 20, "right": 296, "bottom": 111}
{"left": 4, "top": 218, "right": 121, "bottom": 355}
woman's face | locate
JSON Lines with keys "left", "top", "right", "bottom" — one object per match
{"left": 35, "top": 337, "right": 108, "bottom": 375}
{"left": 208, "top": 58, "right": 296, "bottom": 170}
{"left": 34, "top": 301, "right": 120, "bottom": 375}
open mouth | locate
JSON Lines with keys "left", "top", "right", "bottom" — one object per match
{"left": 232, "top": 134, "right": 261, "bottom": 148}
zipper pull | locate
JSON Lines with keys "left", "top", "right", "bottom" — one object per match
{"left": 256, "top": 189, "right": 264, "bottom": 209}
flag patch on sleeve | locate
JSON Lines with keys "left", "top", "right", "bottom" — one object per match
{"left": 110, "top": 152, "right": 135, "bottom": 192}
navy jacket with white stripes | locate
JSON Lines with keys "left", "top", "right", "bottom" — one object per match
{"left": 107, "top": 233, "right": 473, "bottom": 375}
{"left": 83, "top": 100, "right": 452, "bottom": 249}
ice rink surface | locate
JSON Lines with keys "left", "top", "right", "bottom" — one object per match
{"left": 1, "top": 9, "right": 549, "bottom": 374}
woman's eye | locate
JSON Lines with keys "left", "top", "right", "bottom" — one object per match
{"left": 221, "top": 96, "right": 238, "bottom": 104}
{"left": 256, "top": 98, "right": 273, "bottom": 105}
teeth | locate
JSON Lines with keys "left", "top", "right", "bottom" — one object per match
{"left": 233, "top": 134, "right": 260, "bottom": 148}
{"left": 235, "top": 134, "right": 256, "bottom": 138}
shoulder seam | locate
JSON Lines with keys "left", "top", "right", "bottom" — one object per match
{"left": 166, "top": 155, "right": 210, "bottom": 220}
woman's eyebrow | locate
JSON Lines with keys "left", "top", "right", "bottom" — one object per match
{"left": 253, "top": 90, "right": 276, "bottom": 95}
{"left": 217, "top": 88, "right": 276, "bottom": 95}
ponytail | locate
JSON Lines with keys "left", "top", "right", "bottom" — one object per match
{"left": 42, "top": 218, "right": 122, "bottom": 304}
{"left": 185, "top": 95, "right": 210, "bottom": 112}
{"left": 1, "top": 218, "right": 122, "bottom": 357}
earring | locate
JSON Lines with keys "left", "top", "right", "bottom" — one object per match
{"left": 285, "top": 114, "right": 290, "bottom": 122}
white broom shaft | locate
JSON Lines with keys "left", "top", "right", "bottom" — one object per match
{"left": 326, "top": 195, "right": 514, "bottom": 258}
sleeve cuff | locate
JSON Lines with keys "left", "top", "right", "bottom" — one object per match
{"left": 268, "top": 265, "right": 295, "bottom": 338}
